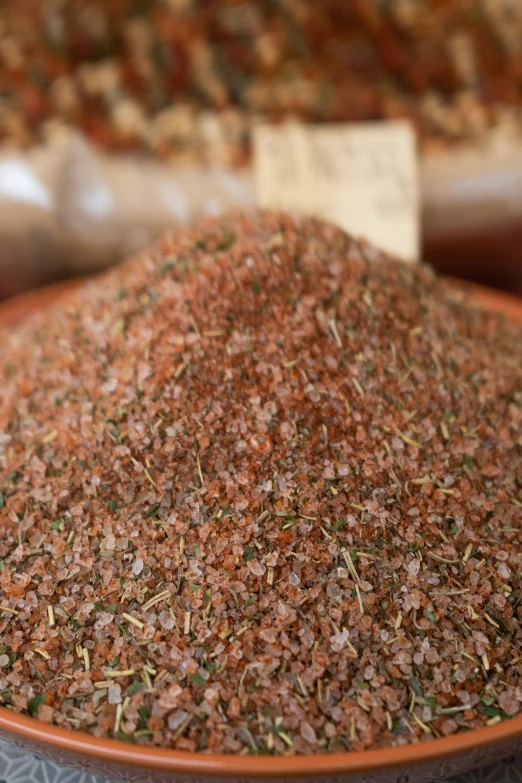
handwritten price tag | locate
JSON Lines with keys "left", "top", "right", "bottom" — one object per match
{"left": 254, "top": 121, "right": 419, "bottom": 262}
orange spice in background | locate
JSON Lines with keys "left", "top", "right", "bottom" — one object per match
{"left": 1, "top": 1, "right": 522, "bottom": 295}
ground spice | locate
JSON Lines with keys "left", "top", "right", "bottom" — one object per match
{"left": 0, "top": 210, "right": 521, "bottom": 755}
{"left": 1, "top": 2, "right": 522, "bottom": 160}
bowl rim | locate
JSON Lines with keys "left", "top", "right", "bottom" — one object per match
{"left": 1, "top": 707, "right": 522, "bottom": 778}
{"left": 0, "top": 278, "right": 521, "bottom": 778}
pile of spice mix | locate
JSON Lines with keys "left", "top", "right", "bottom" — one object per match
{"left": 0, "top": 210, "right": 521, "bottom": 755}
{"left": 2, "top": 1, "right": 522, "bottom": 162}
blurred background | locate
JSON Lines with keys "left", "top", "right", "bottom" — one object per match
{"left": 0, "top": 0, "right": 522, "bottom": 300}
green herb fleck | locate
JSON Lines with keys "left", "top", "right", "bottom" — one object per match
{"left": 28, "top": 693, "right": 46, "bottom": 715}
{"left": 482, "top": 705, "right": 501, "bottom": 717}
{"left": 138, "top": 705, "right": 150, "bottom": 730}
{"left": 216, "top": 232, "right": 236, "bottom": 252}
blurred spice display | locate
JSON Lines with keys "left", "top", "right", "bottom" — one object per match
{"left": 2, "top": 1, "right": 522, "bottom": 165}
{"left": 1, "top": 1, "right": 522, "bottom": 298}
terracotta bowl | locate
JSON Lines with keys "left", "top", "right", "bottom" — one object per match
{"left": 0, "top": 279, "right": 521, "bottom": 783}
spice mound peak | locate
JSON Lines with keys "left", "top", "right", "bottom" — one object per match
{"left": 0, "top": 211, "right": 521, "bottom": 754}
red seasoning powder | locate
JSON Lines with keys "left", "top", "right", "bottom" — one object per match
{"left": 0, "top": 211, "right": 521, "bottom": 754}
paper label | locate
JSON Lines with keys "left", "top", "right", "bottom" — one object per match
{"left": 253, "top": 120, "right": 419, "bottom": 262}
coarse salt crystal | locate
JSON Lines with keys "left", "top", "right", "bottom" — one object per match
{"left": 330, "top": 629, "right": 350, "bottom": 652}
{"left": 300, "top": 721, "right": 317, "bottom": 744}
{"left": 108, "top": 684, "right": 122, "bottom": 704}
{"left": 168, "top": 710, "right": 189, "bottom": 731}
{"left": 247, "top": 560, "right": 265, "bottom": 577}
{"left": 408, "top": 559, "right": 420, "bottom": 576}
{"left": 132, "top": 558, "right": 144, "bottom": 575}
